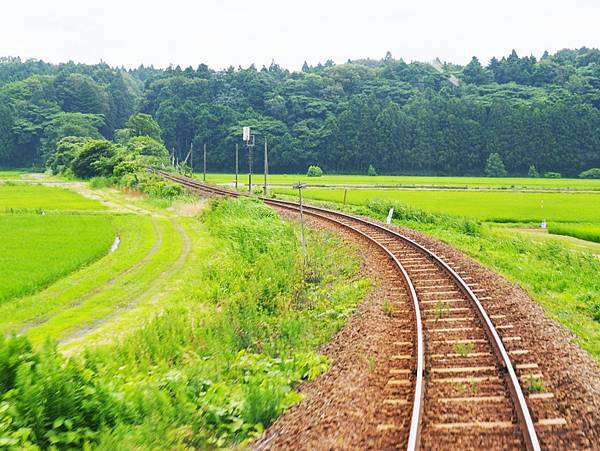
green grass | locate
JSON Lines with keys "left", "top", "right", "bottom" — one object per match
{"left": 0, "top": 215, "right": 156, "bottom": 337}
{"left": 0, "top": 214, "right": 115, "bottom": 304}
{"left": 0, "top": 183, "right": 106, "bottom": 210}
{"left": 273, "top": 188, "right": 600, "bottom": 223}
{"left": 549, "top": 223, "right": 600, "bottom": 243}
{"left": 0, "top": 170, "right": 26, "bottom": 179}
{"left": 0, "top": 197, "right": 368, "bottom": 449}
{"left": 25, "top": 217, "right": 184, "bottom": 344}
{"left": 200, "top": 172, "right": 600, "bottom": 190}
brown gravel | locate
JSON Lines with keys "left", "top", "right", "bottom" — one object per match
{"left": 254, "top": 209, "right": 600, "bottom": 450}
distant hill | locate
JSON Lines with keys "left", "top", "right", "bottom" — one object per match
{"left": 1, "top": 48, "right": 599, "bottom": 176}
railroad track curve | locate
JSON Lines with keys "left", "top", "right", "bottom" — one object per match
{"left": 151, "top": 169, "right": 547, "bottom": 450}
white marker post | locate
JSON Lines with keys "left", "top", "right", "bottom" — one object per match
{"left": 386, "top": 207, "right": 394, "bottom": 224}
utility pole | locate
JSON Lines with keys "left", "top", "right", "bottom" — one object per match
{"left": 235, "top": 143, "right": 239, "bottom": 190}
{"left": 263, "top": 138, "right": 268, "bottom": 195}
{"left": 190, "top": 142, "right": 193, "bottom": 174}
{"left": 248, "top": 144, "right": 253, "bottom": 193}
{"left": 203, "top": 143, "right": 207, "bottom": 181}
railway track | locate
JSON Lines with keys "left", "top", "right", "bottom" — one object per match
{"left": 151, "top": 169, "right": 571, "bottom": 450}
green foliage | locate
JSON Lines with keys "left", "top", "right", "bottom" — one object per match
{"left": 46, "top": 136, "right": 89, "bottom": 175}
{"left": 579, "top": 168, "right": 600, "bottom": 179}
{"left": 382, "top": 299, "right": 393, "bottom": 316}
{"left": 485, "top": 153, "right": 508, "bottom": 177}
{"left": 367, "top": 164, "right": 377, "bottom": 176}
{"left": 0, "top": 338, "right": 126, "bottom": 448}
{"left": 528, "top": 165, "right": 539, "bottom": 178}
{"left": 544, "top": 171, "right": 562, "bottom": 178}
{"left": 306, "top": 165, "right": 323, "bottom": 177}
{"left": 527, "top": 375, "right": 545, "bottom": 392}
{"left": 126, "top": 113, "right": 162, "bottom": 141}
{"left": 71, "top": 140, "right": 116, "bottom": 178}
{"left": 366, "top": 198, "right": 481, "bottom": 235}
{"left": 136, "top": 173, "right": 184, "bottom": 199}
{"left": 453, "top": 342, "right": 474, "bottom": 357}
{"left": 126, "top": 136, "right": 168, "bottom": 159}
{"left": 3, "top": 51, "right": 600, "bottom": 176}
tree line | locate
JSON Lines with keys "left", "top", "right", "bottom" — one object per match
{"left": 0, "top": 48, "right": 599, "bottom": 176}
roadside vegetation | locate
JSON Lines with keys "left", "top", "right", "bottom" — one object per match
{"left": 0, "top": 197, "right": 368, "bottom": 448}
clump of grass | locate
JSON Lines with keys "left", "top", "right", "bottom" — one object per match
{"left": 383, "top": 299, "right": 393, "bottom": 317}
{"left": 470, "top": 379, "right": 479, "bottom": 395}
{"left": 367, "top": 355, "right": 377, "bottom": 373}
{"left": 527, "top": 375, "right": 545, "bottom": 392}
{"left": 453, "top": 341, "right": 474, "bottom": 357}
{"left": 434, "top": 301, "right": 449, "bottom": 321}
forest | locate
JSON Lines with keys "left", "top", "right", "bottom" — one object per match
{"left": 0, "top": 47, "right": 599, "bottom": 176}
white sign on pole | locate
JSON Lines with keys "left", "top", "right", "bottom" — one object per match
{"left": 243, "top": 126, "right": 251, "bottom": 142}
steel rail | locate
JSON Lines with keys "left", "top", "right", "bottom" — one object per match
{"left": 265, "top": 197, "right": 541, "bottom": 451}
{"left": 152, "top": 169, "right": 540, "bottom": 451}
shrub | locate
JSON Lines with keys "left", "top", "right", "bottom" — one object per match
{"left": 544, "top": 171, "right": 561, "bottom": 178}
{"left": 71, "top": 140, "right": 117, "bottom": 178}
{"left": 579, "top": 168, "right": 600, "bottom": 179}
{"left": 485, "top": 153, "right": 507, "bottom": 177}
{"left": 367, "top": 165, "right": 377, "bottom": 176}
{"left": 306, "top": 165, "right": 323, "bottom": 177}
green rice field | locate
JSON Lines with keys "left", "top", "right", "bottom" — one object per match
{"left": 0, "top": 214, "right": 115, "bottom": 303}
{"left": 548, "top": 223, "right": 600, "bottom": 243}
{"left": 0, "top": 183, "right": 106, "bottom": 210}
{"left": 202, "top": 173, "right": 600, "bottom": 191}
{"left": 273, "top": 188, "right": 600, "bottom": 223}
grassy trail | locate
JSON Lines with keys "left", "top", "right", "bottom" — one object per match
{"left": 60, "top": 217, "right": 193, "bottom": 349}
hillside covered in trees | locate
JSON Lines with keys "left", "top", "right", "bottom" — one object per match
{"left": 1, "top": 48, "right": 600, "bottom": 176}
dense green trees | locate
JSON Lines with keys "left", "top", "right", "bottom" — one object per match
{"left": 0, "top": 61, "right": 137, "bottom": 166}
{"left": 485, "top": 153, "right": 508, "bottom": 177}
{"left": 1, "top": 49, "right": 600, "bottom": 176}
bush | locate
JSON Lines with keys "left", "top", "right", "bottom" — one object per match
{"left": 544, "top": 171, "right": 561, "bottom": 178}
{"left": 367, "top": 165, "right": 377, "bottom": 176}
{"left": 71, "top": 140, "right": 117, "bottom": 178}
{"left": 306, "top": 165, "right": 323, "bottom": 177}
{"left": 579, "top": 168, "right": 600, "bottom": 179}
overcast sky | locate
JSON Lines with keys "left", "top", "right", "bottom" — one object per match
{"left": 2, "top": 0, "right": 600, "bottom": 70}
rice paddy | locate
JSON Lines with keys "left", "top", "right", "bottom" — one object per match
{"left": 272, "top": 187, "right": 600, "bottom": 223}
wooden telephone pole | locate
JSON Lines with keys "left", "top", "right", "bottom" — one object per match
{"left": 235, "top": 143, "right": 239, "bottom": 190}
{"left": 203, "top": 143, "right": 207, "bottom": 181}
{"left": 263, "top": 139, "right": 268, "bottom": 195}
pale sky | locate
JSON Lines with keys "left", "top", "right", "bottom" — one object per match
{"left": 2, "top": 0, "right": 600, "bottom": 70}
